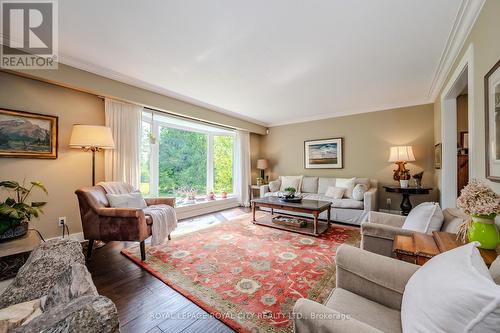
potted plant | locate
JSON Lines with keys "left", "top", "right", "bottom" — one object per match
{"left": 457, "top": 179, "right": 500, "bottom": 249}
{"left": 399, "top": 170, "right": 411, "bottom": 188}
{"left": 0, "top": 180, "right": 47, "bottom": 241}
{"left": 283, "top": 186, "right": 297, "bottom": 199}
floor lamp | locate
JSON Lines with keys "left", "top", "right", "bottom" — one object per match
{"left": 69, "top": 125, "right": 115, "bottom": 186}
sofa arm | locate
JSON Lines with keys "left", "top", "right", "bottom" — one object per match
{"left": 368, "top": 211, "right": 406, "bottom": 227}
{"left": 363, "top": 188, "right": 378, "bottom": 212}
{"left": 96, "top": 207, "right": 144, "bottom": 218}
{"left": 145, "top": 197, "right": 175, "bottom": 207}
{"left": 361, "top": 222, "right": 413, "bottom": 257}
{"left": 335, "top": 244, "right": 419, "bottom": 310}
{"left": 259, "top": 185, "right": 270, "bottom": 197}
{"left": 293, "top": 298, "right": 382, "bottom": 333}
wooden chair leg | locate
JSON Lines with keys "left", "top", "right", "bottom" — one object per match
{"left": 87, "top": 240, "right": 94, "bottom": 260}
{"left": 140, "top": 240, "right": 146, "bottom": 261}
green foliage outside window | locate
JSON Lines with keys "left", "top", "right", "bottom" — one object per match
{"left": 213, "top": 135, "right": 233, "bottom": 193}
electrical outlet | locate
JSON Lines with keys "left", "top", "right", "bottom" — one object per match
{"left": 58, "top": 216, "right": 66, "bottom": 227}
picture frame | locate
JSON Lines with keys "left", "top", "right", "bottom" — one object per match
{"left": 304, "top": 137, "right": 343, "bottom": 169}
{"left": 460, "top": 131, "right": 469, "bottom": 149}
{"left": 0, "top": 108, "right": 58, "bottom": 159}
{"left": 485, "top": 59, "right": 500, "bottom": 182}
{"left": 434, "top": 143, "right": 442, "bottom": 169}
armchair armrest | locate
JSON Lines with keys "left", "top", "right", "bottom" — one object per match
{"left": 361, "top": 222, "right": 413, "bottom": 257}
{"left": 368, "top": 211, "right": 406, "bottom": 227}
{"left": 145, "top": 197, "right": 175, "bottom": 207}
{"left": 335, "top": 244, "right": 419, "bottom": 310}
{"left": 96, "top": 207, "right": 144, "bottom": 218}
{"left": 259, "top": 185, "right": 270, "bottom": 197}
{"left": 363, "top": 187, "right": 378, "bottom": 212}
{"left": 293, "top": 298, "right": 382, "bottom": 333}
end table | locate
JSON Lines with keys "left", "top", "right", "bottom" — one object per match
{"left": 0, "top": 230, "right": 42, "bottom": 280}
{"left": 383, "top": 186, "right": 433, "bottom": 215}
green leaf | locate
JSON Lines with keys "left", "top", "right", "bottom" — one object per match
{"left": 30, "top": 181, "right": 48, "bottom": 194}
{"left": 0, "top": 181, "right": 19, "bottom": 189}
{"left": 5, "top": 197, "right": 16, "bottom": 206}
{"left": 8, "top": 210, "right": 20, "bottom": 219}
{"left": 31, "top": 202, "right": 46, "bottom": 207}
{"left": 0, "top": 205, "right": 16, "bottom": 216}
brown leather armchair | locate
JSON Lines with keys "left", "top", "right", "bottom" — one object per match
{"left": 75, "top": 185, "right": 175, "bottom": 261}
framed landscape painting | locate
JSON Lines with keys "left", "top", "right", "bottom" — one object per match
{"left": 0, "top": 109, "right": 58, "bottom": 159}
{"left": 304, "top": 138, "right": 343, "bottom": 169}
{"left": 485, "top": 59, "right": 500, "bottom": 182}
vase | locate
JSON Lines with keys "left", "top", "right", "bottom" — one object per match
{"left": 400, "top": 180, "right": 409, "bottom": 188}
{"left": 467, "top": 215, "right": 500, "bottom": 250}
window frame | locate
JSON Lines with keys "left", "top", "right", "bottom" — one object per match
{"left": 141, "top": 112, "right": 236, "bottom": 199}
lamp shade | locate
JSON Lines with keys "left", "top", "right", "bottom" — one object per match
{"left": 69, "top": 125, "right": 115, "bottom": 149}
{"left": 388, "top": 146, "right": 415, "bottom": 162}
{"left": 256, "top": 159, "right": 268, "bottom": 170}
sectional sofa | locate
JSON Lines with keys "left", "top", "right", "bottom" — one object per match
{"left": 259, "top": 176, "right": 378, "bottom": 225}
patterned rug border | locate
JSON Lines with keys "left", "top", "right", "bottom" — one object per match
{"left": 120, "top": 212, "right": 360, "bottom": 333}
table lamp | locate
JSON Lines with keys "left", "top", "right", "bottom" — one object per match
{"left": 69, "top": 125, "right": 115, "bottom": 186}
{"left": 257, "top": 159, "right": 269, "bottom": 182}
{"left": 388, "top": 146, "right": 415, "bottom": 184}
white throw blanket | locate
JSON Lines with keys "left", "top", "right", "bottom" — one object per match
{"left": 98, "top": 181, "right": 177, "bottom": 246}
{"left": 144, "top": 205, "right": 177, "bottom": 246}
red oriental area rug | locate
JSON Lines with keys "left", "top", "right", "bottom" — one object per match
{"left": 121, "top": 212, "right": 360, "bottom": 333}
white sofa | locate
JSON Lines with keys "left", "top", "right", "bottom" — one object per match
{"left": 259, "top": 176, "right": 378, "bottom": 225}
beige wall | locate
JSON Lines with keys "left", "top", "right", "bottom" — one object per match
{"left": 261, "top": 104, "right": 437, "bottom": 210}
{"left": 0, "top": 71, "right": 105, "bottom": 239}
{"left": 250, "top": 133, "right": 263, "bottom": 182}
{"left": 434, "top": 0, "right": 500, "bottom": 195}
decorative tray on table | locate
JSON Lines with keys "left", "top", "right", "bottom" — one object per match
{"left": 271, "top": 215, "right": 307, "bottom": 228}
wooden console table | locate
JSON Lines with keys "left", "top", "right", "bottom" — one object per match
{"left": 383, "top": 186, "right": 432, "bottom": 215}
{"left": 393, "top": 231, "right": 498, "bottom": 266}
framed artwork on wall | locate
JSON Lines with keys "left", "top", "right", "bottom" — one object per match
{"left": 434, "top": 143, "right": 442, "bottom": 169}
{"left": 0, "top": 109, "right": 58, "bottom": 159}
{"left": 304, "top": 137, "right": 343, "bottom": 169}
{"left": 485, "top": 59, "right": 500, "bottom": 182}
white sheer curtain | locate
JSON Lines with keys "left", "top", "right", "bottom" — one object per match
{"left": 104, "top": 98, "right": 142, "bottom": 189}
{"left": 234, "top": 130, "right": 251, "bottom": 207}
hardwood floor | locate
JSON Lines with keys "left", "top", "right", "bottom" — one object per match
{"left": 86, "top": 207, "right": 251, "bottom": 333}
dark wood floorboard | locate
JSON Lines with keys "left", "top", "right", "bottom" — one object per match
{"left": 86, "top": 207, "right": 251, "bottom": 333}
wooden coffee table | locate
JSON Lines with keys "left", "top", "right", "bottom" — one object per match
{"left": 251, "top": 197, "right": 331, "bottom": 236}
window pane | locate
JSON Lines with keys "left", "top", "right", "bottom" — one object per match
{"left": 158, "top": 127, "right": 207, "bottom": 198}
{"left": 140, "top": 120, "right": 151, "bottom": 196}
{"left": 213, "top": 135, "right": 234, "bottom": 194}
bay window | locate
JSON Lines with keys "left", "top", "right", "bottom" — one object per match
{"left": 140, "top": 110, "right": 235, "bottom": 205}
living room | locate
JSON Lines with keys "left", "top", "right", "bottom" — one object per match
{"left": 0, "top": 1, "right": 500, "bottom": 332}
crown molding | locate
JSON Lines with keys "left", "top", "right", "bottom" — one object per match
{"left": 428, "top": 0, "right": 485, "bottom": 101}
{"left": 267, "top": 99, "right": 432, "bottom": 127}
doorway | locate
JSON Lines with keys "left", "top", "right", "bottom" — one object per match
{"left": 440, "top": 44, "right": 475, "bottom": 208}
{"left": 456, "top": 92, "right": 469, "bottom": 196}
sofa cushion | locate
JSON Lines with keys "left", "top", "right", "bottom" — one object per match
{"left": 279, "top": 176, "right": 303, "bottom": 193}
{"left": 318, "top": 178, "right": 336, "bottom": 194}
{"left": 355, "top": 178, "right": 371, "bottom": 190}
{"left": 442, "top": 208, "right": 468, "bottom": 233}
{"left": 301, "top": 176, "right": 318, "bottom": 193}
{"left": 106, "top": 192, "right": 147, "bottom": 209}
{"left": 268, "top": 179, "right": 281, "bottom": 192}
{"left": 402, "top": 202, "right": 444, "bottom": 233}
{"left": 326, "top": 288, "right": 402, "bottom": 333}
{"left": 402, "top": 242, "right": 500, "bottom": 332}
{"left": 352, "top": 184, "right": 367, "bottom": 201}
{"left": 336, "top": 177, "right": 356, "bottom": 198}
{"left": 325, "top": 186, "right": 345, "bottom": 199}
{"left": 490, "top": 256, "right": 500, "bottom": 285}
{"left": 304, "top": 194, "right": 364, "bottom": 209}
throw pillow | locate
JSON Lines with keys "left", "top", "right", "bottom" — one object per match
{"left": 325, "top": 186, "right": 345, "bottom": 199}
{"left": 402, "top": 202, "right": 444, "bottom": 233}
{"left": 401, "top": 242, "right": 500, "bottom": 332}
{"left": 352, "top": 184, "right": 367, "bottom": 201}
{"left": 335, "top": 177, "right": 356, "bottom": 198}
{"left": 491, "top": 256, "right": 500, "bottom": 285}
{"left": 279, "top": 176, "right": 303, "bottom": 193}
{"left": 268, "top": 179, "right": 281, "bottom": 193}
{"left": 106, "top": 192, "right": 147, "bottom": 209}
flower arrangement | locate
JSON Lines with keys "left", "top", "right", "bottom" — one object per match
{"left": 456, "top": 179, "right": 500, "bottom": 247}
{"left": 457, "top": 179, "right": 500, "bottom": 218}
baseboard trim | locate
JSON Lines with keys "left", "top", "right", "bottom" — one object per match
{"left": 46, "top": 232, "right": 85, "bottom": 242}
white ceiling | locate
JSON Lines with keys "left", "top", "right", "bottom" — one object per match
{"left": 59, "top": 0, "right": 464, "bottom": 126}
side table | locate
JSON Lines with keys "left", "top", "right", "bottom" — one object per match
{"left": 248, "top": 184, "right": 261, "bottom": 201}
{"left": 0, "top": 230, "right": 42, "bottom": 280}
{"left": 383, "top": 186, "right": 432, "bottom": 215}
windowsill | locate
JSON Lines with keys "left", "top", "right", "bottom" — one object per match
{"left": 174, "top": 196, "right": 239, "bottom": 219}
{"left": 176, "top": 195, "right": 236, "bottom": 207}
